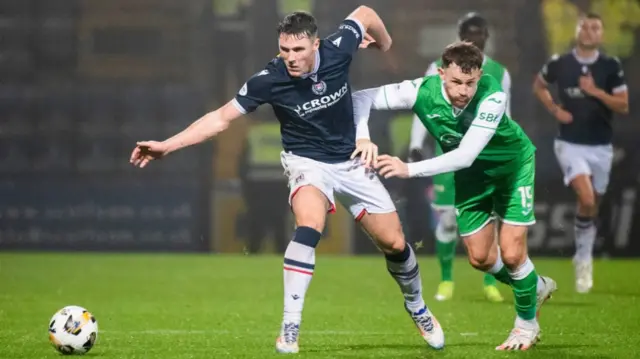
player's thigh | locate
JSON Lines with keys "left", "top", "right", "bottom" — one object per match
{"left": 432, "top": 172, "right": 455, "bottom": 209}
{"left": 454, "top": 176, "right": 495, "bottom": 238}
{"left": 587, "top": 144, "right": 614, "bottom": 195}
{"left": 281, "top": 151, "right": 334, "bottom": 232}
{"left": 334, "top": 159, "right": 397, "bottom": 218}
{"left": 461, "top": 220, "right": 498, "bottom": 270}
{"left": 493, "top": 156, "right": 535, "bottom": 268}
{"left": 357, "top": 212, "right": 406, "bottom": 253}
{"left": 494, "top": 155, "right": 536, "bottom": 227}
{"left": 334, "top": 160, "right": 403, "bottom": 252}
{"left": 553, "top": 139, "right": 591, "bottom": 187}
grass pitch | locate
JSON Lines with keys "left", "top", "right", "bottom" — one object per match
{"left": 1, "top": 253, "right": 639, "bottom": 358}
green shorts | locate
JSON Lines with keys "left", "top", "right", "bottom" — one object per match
{"left": 454, "top": 155, "right": 536, "bottom": 236}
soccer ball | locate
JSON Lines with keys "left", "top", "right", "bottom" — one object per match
{"left": 48, "top": 306, "right": 98, "bottom": 355}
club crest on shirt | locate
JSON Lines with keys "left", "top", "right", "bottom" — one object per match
{"left": 312, "top": 81, "right": 327, "bottom": 95}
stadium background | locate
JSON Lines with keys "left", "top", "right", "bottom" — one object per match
{"left": 1, "top": 0, "right": 640, "bottom": 257}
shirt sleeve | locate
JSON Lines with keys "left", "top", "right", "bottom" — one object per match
{"left": 501, "top": 69, "right": 512, "bottom": 118}
{"left": 352, "top": 78, "right": 423, "bottom": 132}
{"left": 352, "top": 78, "right": 422, "bottom": 141}
{"left": 325, "top": 18, "right": 365, "bottom": 56}
{"left": 409, "top": 63, "right": 436, "bottom": 149}
{"left": 232, "top": 70, "right": 272, "bottom": 114}
{"left": 539, "top": 54, "right": 560, "bottom": 85}
{"left": 608, "top": 57, "right": 628, "bottom": 94}
{"left": 406, "top": 92, "right": 507, "bottom": 177}
{"left": 409, "top": 114, "right": 428, "bottom": 150}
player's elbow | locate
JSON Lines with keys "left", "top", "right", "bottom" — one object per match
{"left": 457, "top": 151, "right": 477, "bottom": 169}
{"left": 350, "top": 6, "right": 391, "bottom": 47}
{"left": 352, "top": 5, "right": 376, "bottom": 23}
{"left": 532, "top": 77, "right": 545, "bottom": 94}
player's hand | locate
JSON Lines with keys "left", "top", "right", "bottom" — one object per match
{"left": 375, "top": 154, "right": 409, "bottom": 179}
{"left": 130, "top": 141, "right": 170, "bottom": 168}
{"left": 552, "top": 106, "right": 573, "bottom": 124}
{"left": 359, "top": 33, "right": 379, "bottom": 49}
{"left": 408, "top": 148, "right": 424, "bottom": 163}
{"left": 579, "top": 73, "right": 600, "bottom": 97}
{"left": 351, "top": 139, "right": 379, "bottom": 168}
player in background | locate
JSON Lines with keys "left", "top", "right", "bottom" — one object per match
{"left": 408, "top": 12, "right": 509, "bottom": 303}
{"left": 532, "top": 13, "right": 628, "bottom": 293}
{"left": 352, "top": 42, "right": 557, "bottom": 351}
{"left": 129, "top": 7, "right": 444, "bottom": 354}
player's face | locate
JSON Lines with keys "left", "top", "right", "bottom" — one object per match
{"left": 460, "top": 28, "right": 487, "bottom": 51}
{"left": 576, "top": 18, "right": 603, "bottom": 49}
{"left": 278, "top": 34, "right": 320, "bottom": 77}
{"left": 439, "top": 64, "right": 482, "bottom": 108}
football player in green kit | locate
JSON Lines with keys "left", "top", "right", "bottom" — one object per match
{"left": 351, "top": 41, "right": 557, "bottom": 351}
{"left": 409, "top": 13, "right": 510, "bottom": 303}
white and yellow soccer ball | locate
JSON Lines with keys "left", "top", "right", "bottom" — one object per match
{"left": 48, "top": 305, "right": 98, "bottom": 355}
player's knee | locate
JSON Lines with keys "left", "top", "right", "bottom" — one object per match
{"left": 369, "top": 225, "right": 405, "bottom": 255}
{"left": 576, "top": 195, "right": 597, "bottom": 217}
{"left": 295, "top": 214, "right": 325, "bottom": 233}
{"left": 291, "top": 186, "right": 329, "bottom": 232}
{"left": 379, "top": 235, "right": 406, "bottom": 254}
{"left": 360, "top": 212, "right": 405, "bottom": 254}
{"left": 500, "top": 239, "right": 527, "bottom": 269}
{"left": 467, "top": 251, "right": 493, "bottom": 271}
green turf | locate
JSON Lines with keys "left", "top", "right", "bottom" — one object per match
{"left": 1, "top": 253, "right": 639, "bottom": 358}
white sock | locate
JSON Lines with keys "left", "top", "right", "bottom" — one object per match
{"left": 574, "top": 215, "right": 596, "bottom": 262}
{"left": 385, "top": 243, "right": 425, "bottom": 312}
{"left": 537, "top": 275, "right": 545, "bottom": 293}
{"left": 515, "top": 316, "right": 539, "bottom": 331}
{"left": 282, "top": 227, "right": 321, "bottom": 325}
{"left": 488, "top": 248, "right": 504, "bottom": 274}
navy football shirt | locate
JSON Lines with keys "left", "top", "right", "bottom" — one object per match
{"left": 540, "top": 50, "right": 627, "bottom": 145}
{"left": 233, "top": 18, "right": 365, "bottom": 163}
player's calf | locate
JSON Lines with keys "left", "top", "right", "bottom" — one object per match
{"left": 360, "top": 212, "right": 444, "bottom": 349}
{"left": 277, "top": 186, "right": 328, "bottom": 352}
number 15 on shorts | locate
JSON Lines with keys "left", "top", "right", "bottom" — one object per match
{"left": 517, "top": 186, "right": 533, "bottom": 215}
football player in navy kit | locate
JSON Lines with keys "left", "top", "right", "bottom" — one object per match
{"left": 533, "top": 13, "right": 629, "bottom": 294}
{"left": 130, "top": 7, "right": 444, "bottom": 354}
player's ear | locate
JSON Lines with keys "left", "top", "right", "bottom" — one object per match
{"left": 312, "top": 36, "right": 320, "bottom": 50}
{"left": 437, "top": 66, "right": 445, "bottom": 79}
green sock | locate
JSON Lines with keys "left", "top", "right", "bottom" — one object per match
{"left": 492, "top": 265, "right": 512, "bottom": 286}
{"left": 510, "top": 263, "right": 538, "bottom": 320}
{"left": 483, "top": 272, "right": 497, "bottom": 286}
{"left": 435, "top": 238, "right": 456, "bottom": 282}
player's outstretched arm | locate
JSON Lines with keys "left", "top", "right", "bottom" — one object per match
{"left": 352, "top": 78, "right": 422, "bottom": 120}
{"left": 376, "top": 92, "right": 506, "bottom": 179}
{"left": 130, "top": 101, "right": 242, "bottom": 168}
{"left": 347, "top": 5, "right": 392, "bottom": 51}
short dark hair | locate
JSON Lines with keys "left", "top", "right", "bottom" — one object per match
{"left": 582, "top": 12, "right": 603, "bottom": 26}
{"left": 441, "top": 41, "right": 484, "bottom": 74}
{"left": 277, "top": 11, "right": 318, "bottom": 39}
{"left": 457, "top": 12, "right": 489, "bottom": 38}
